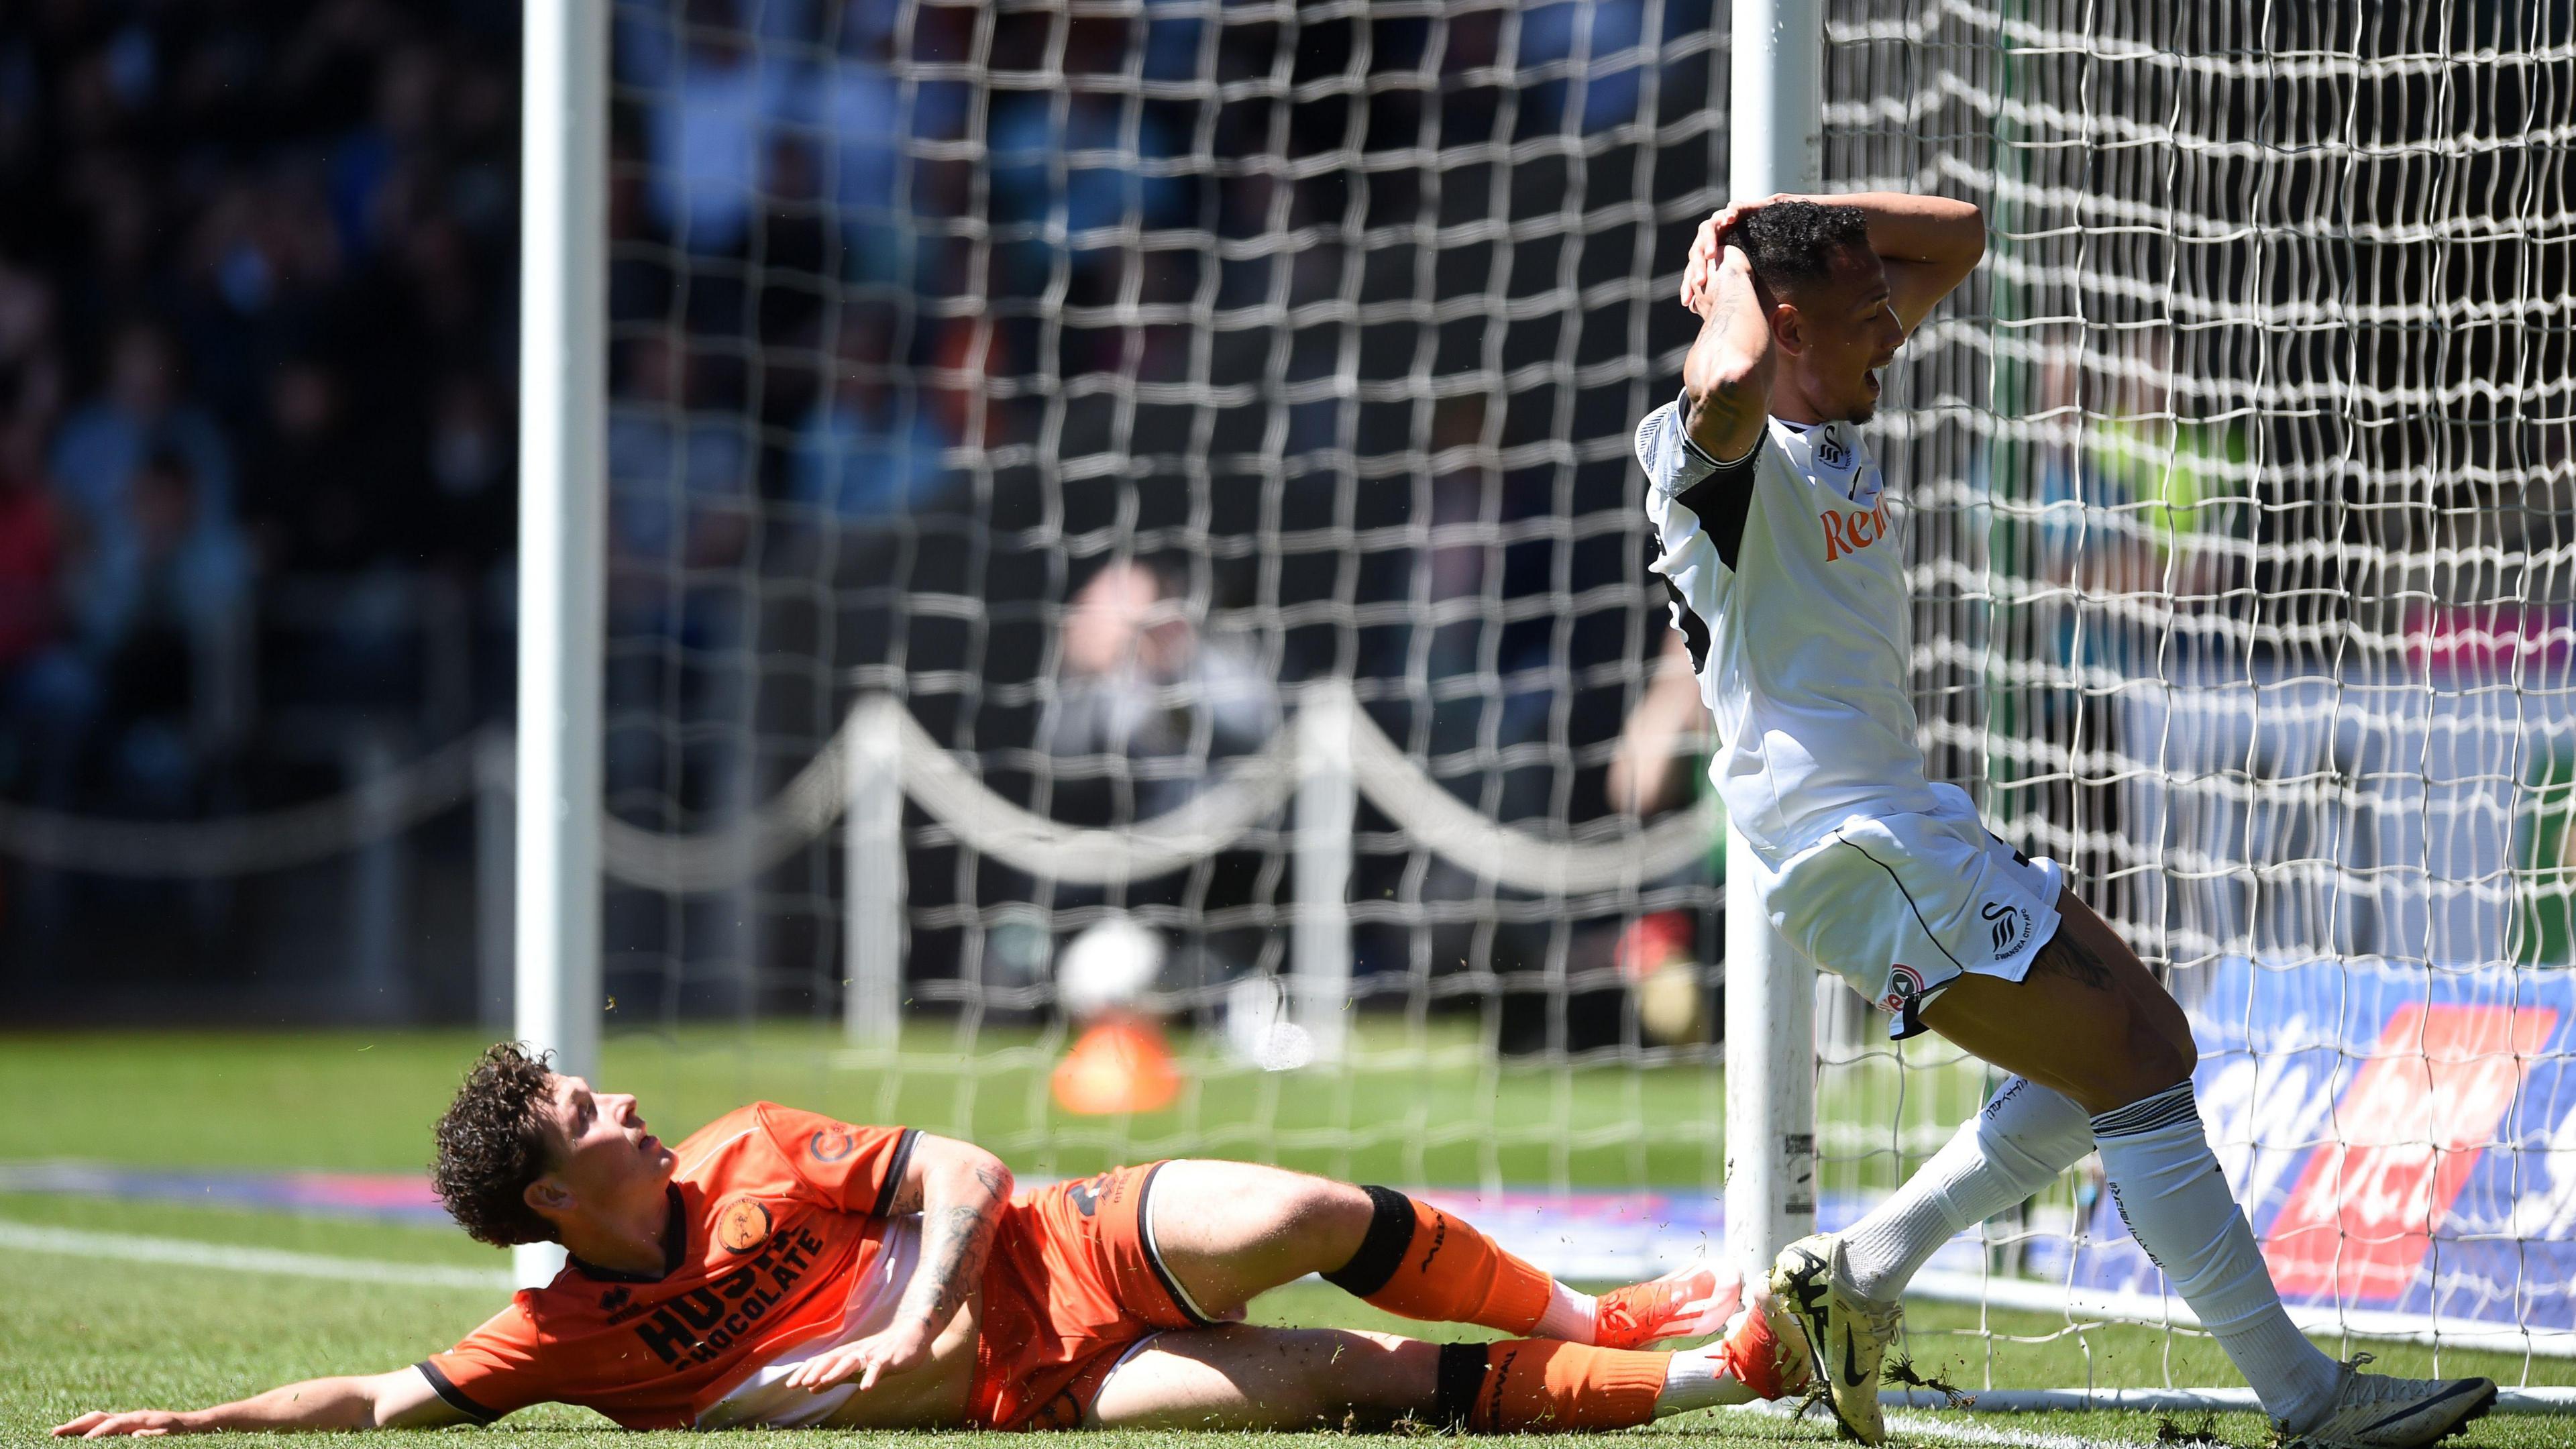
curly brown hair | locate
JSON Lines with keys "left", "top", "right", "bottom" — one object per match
{"left": 431, "top": 1042, "right": 563, "bottom": 1246}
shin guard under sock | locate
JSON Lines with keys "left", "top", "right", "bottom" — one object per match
{"left": 1843, "top": 1075, "right": 2094, "bottom": 1303}
{"left": 2091, "top": 1084, "right": 2342, "bottom": 1428}
{"left": 1323, "top": 1186, "right": 1552, "bottom": 1334}
{"left": 1432, "top": 1340, "right": 1668, "bottom": 1432}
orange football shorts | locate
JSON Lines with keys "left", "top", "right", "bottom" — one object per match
{"left": 965, "top": 1161, "right": 1218, "bottom": 1431}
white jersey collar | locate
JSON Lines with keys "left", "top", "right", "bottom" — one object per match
{"left": 1771, "top": 416, "right": 1880, "bottom": 507}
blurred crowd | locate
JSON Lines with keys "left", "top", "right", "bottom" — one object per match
{"left": 0, "top": 0, "right": 520, "bottom": 820}
{"left": 0, "top": 0, "right": 1699, "bottom": 809}
{"left": 0, "top": 0, "right": 1717, "bottom": 1025}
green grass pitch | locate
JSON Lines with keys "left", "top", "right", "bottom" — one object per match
{"left": 4, "top": 1028, "right": 2569, "bottom": 1446}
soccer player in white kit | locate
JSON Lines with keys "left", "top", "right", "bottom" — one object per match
{"left": 1638, "top": 195, "right": 2496, "bottom": 1449}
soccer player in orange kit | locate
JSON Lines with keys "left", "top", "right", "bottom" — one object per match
{"left": 55, "top": 1044, "right": 1807, "bottom": 1437}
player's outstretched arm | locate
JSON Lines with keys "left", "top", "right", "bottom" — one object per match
{"left": 1677, "top": 209, "right": 1776, "bottom": 462}
{"left": 781, "top": 1132, "right": 1014, "bottom": 1394}
{"left": 1609, "top": 633, "right": 1705, "bottom": 814}
{"left": 52, "top": 1366, "right": 463, "bottom": 1437}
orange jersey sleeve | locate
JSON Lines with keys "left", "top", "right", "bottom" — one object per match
{"left": 747, "top": 1104, "right": 916, "bottom": 1216}
{"left": 416, "top": 1298, "right": 550, "bottom": 1424}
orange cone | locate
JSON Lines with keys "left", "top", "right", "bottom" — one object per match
{"left": 1051, "top": 1013, "right": 1183, "bottom": 1115}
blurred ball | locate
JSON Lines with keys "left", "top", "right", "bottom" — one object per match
{"left": 1056, "top": 913, "right": 1166, "bottom": 1020}
{"left": 1638, "top": 958, "right": 1706, "bottom": 1046}
{"left": 1615, "top": 910, "right": 1705, "bottom": 1046}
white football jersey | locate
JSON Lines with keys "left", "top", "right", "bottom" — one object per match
{"left": 1638, "top": 396, "right": 1942, "bottom": 863}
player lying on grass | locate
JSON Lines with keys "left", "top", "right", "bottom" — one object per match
{"left": 1639, "top": 191, "right": 2498, "bottom": 1449}
{"left": 55, "top": 1043, "right": 1805, "bottom": 1438}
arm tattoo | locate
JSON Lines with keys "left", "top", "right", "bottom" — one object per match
{"left": 1705, "top": 282, "right": 1743, "bottom": 335}
{"left": 1697, "top": 377, "right": 1746, "bottom": 432}
{"left": 2033, "top": 926, "right": 2114, "bottom": 991}
{"left": 906, "top": 1161, "right": 1011, "bottom": 1330}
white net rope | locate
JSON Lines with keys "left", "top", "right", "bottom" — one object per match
{"left": 0, "top": 734, "right": 488, "bottom": 878}
{"left": 1829, "top": 0, "right": 2576, "bottom": 1371}
{"left": 596, "top": 689, "right": 1721, "bottom": 895}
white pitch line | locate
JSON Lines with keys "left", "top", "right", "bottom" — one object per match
{"left": 0, "top": 1220, "right": 512, "bottom": 1291}
{"left": 1731, "top": 1398, "right": 2139, "bottom": 1449}
{"left": 1880, "top": 1409, "right": 2147, "bottom": 1449}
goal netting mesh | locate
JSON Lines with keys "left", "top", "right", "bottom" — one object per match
{"left": 596, "top": 0, "right": 2576, "bottom": 1380}
{"left": 1819, "top": 0, "right": 2576, "bottom": 1370}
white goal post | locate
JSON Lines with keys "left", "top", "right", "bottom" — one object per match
{"left": 513, "top": 0, "right": 609, "bottom": 1291}
{"left": 1721, "top": 0, "right": 1823, "bottom": 1293}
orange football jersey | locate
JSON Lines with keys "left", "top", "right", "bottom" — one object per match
{"left": 417, "top": 1104, "right": 916, "bottom": 1430}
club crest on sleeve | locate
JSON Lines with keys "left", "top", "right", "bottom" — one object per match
{"left": 808, "top": 1126, "right": 858, "bottom": 1163}
{"left": 1879, "top": 963, "right": 1926, "bottom": 1016}
{"left": 716, "top": 1197, "right": 774, "bottom": 1253}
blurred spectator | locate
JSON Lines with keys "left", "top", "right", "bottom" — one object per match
{"left": 1030, "top": 557, "right": 1281, "bottom": 1013}
{"left": 602, "top": 331, "right": 755, "bottom": 822}
{"left": 789, "top": 304, "right": 956, "bottom": 528}
{"left": 50, "top": 322, "right": 237, "bottom": 541}
{"left": 39, "top": 447, "right": 254, "bottom": 814}
{"left": 607, "top": 331, "right": 754, "bottom": 597}
{"left": 80, "top": 445, "right": 240, "bottom": 648}
{"left": 0, "top": 424, "right": 60, "bottom": 676}
{"left": 624, "top": 0, "right": 799, "bottom": 258}
{"left": 2029, "top": 339, "right": 2249, "bottom": 664}
{"left": 250, "top": 356, "right": 385, "bottom": 573}
{"left": 423, "top": 371, "right": 509, "bottom": 557}
{"left": 1042, "top": 559, "right": 1276, "bottom": 820}
{"left": 1515, "top": 0, "right": 1651, "bottom": 135}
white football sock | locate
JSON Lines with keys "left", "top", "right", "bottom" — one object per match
{"left": 1535, "top": 1280, "right": 1597, "bottom": 1343}
{"left": 1654, "top": 1343, "right": 1754, "bottom": 1417}
{"left": 1843, "top": 1075, "right": 2093, "bottom": 1303}
{"left": 2090, "top": 1084, "right": 2343, "bottom": 1430}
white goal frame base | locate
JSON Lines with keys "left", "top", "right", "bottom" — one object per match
{"left": 1734, "top": 1389, "right": 2576, "bottom": 1419}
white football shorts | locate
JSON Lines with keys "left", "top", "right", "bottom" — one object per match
{"left": 1751, "top": 784, "right": 2066, "bottom": 1039}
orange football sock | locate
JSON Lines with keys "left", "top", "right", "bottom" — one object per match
{"left": 1320, "top": 1187, "right": 1552, "bottom": 1334}
{"left": 1433, "top": 1340, "right": 1668, "bottom": 1432}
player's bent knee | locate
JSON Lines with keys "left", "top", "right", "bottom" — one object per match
{"left": 1295, "top": 1177, "right": 1377, "bottom": 1251}
{"left": 2080, "top": 1018, "right": 2195, "bottom": 1112}
{"left": 2131, "top": 1007, "right": 2198, "bottom": 1091}
{"left": 1152, "top": 1161, "right": 1371, "bottom": 1271}
{"left": 2032, "top": 996, "right": 2198, "bottom": 1114}
{"left": 1252, "top": 1171, "right": 1373, "bottom": 1267}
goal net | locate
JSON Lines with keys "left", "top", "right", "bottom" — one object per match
{"left": 592, "top": 0, "right": 2576, "bottom": 1394}
{"left": 1819, "top": 0, "right": 2576, "bottom": 1379}
{"left": 598, "top": 0, "right": 1731, "bottom": 1209}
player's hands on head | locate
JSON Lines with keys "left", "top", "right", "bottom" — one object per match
{"left": 50, "top": 1409, "right": 198, "bottom": 1438}
{"left": 1680, "top": 196, "right": 1786, "bottom": 313}
{"left": 779, "top": 1318, "right": 937, "bottom": 1394}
